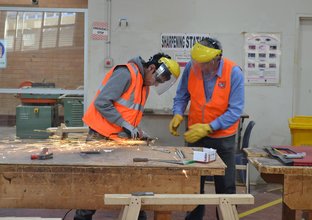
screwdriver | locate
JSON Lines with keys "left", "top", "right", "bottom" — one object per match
{"left": 133, "top": 157, "right": 194, "bottom": 165}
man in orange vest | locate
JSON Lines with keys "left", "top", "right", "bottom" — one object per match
{"left": 74, "top": 53, "right": 180, "bottom": 220}
{"left": 169, "top": 37, "right": 244, "bottom": 220}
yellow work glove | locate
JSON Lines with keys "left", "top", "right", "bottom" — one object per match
{"left": 169, "top": 114, "right": 184, "bottom": 136}
{"left": 184, "top": 123, "right": 213, "bottom": 143}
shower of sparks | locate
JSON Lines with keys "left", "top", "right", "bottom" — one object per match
{"left": 182, "top": 169, "right": 188, "bottom": 179}
{"left": 0, "top": 134, "right": 149, "bottom": 158}
{"left": 173, "top": 155, "right": 180, "bottom": 161}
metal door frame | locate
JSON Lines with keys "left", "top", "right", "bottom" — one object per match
{"left": 293, "top": 14, "right": 312, "bottom": 115}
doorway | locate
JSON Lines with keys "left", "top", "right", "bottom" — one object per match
{"left": 294, "top": 16, "right": 312, "bottom": 115}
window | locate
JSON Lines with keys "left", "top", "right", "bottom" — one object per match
{"left": 4, "top": 11, "right": 77, "bottom": 51}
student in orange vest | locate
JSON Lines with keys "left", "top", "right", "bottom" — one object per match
{"left": 74, "top": 53, "right": 180, "bottom": 220}
{"left": 169, "top": 37, "right": 244, "bottom": 220}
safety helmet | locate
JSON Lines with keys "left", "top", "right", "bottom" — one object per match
{"left": 154, "top": 57, "right": 180, "bottom": 95}
{"left": 191, "top": 42, "right": 222, "bottom": 63}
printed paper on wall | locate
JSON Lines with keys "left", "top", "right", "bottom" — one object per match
{"left": 244, "top": 33, "right": 281, "bottom": 85}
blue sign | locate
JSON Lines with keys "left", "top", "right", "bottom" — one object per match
{"left": 0, "top": 40, "right": 7, "bottom": 68}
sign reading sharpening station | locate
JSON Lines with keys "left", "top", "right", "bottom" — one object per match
{"left": 161, "top": 33, "right": 210, "bottom": 51}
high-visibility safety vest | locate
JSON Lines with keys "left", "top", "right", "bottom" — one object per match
{"left": 83, "top": 63, "right": 149, "bottom": 140}
{"left": 187, "top": 58, "right": 239, "bottom": 138}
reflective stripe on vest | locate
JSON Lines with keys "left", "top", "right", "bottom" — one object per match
{"left": 187, "top": 58, "right": 239, "bottom": 138}
{"left": 82, "top": 63, "right": 148, "bottom": 139}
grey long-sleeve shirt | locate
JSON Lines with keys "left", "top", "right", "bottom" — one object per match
{"left": 94, "top": 56, "right": 145, "bottom": 127}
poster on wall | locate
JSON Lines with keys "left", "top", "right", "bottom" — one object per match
{"left": 161, "top": 33, "right": 210, "bottom": 67}
{"left": 244, "top": 33, "right": 281, "bottom": 85}
{"left": 0, "top": 40, "right": 6, "bottom": 68}
{"left": 91, "top": 21, "right": 108, "bottom": 41}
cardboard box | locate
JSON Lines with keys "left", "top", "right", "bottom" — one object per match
{"left": 193, "top": 148, "right": 216, "bottom": 163}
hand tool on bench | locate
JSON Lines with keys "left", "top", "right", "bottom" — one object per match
{"left": 264, "top": 147, "right": 296, "bottom": 166}
{"left": 175, "top": 148, "right": 185, "bottom": 159}
{"left": 133, "top": 157, "right": 194, "bottom": 165}
{"left": 31, "top": 147, "right": 53, "bottom": 160}
{"left": 151, "top": 147, "right": 171, "bottom": 153}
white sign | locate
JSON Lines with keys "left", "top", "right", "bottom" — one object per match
{"left": 161, "top": 33, "right": 211, "bottom": 67}
{"left": 244, "top": 33, "right": 281, "bottom": 85}
{"left": 0, "top": 40, "right": 6, "bottom": 68}
{"left": 161, "top": 33, "right": 210, "bottom": 50}
{"left": 91, "top": 21, "right": 108, "bottom": 41}
{"left": 174, "top": 52, "right": 190, "bottom": 67}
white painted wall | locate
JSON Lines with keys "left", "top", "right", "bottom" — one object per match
{"left": 87, "top": 0, "right": 312, "bottom": 182}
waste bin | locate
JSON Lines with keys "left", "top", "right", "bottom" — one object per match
{"left": 288, "top": 116, "right": 312, "bottom": 146}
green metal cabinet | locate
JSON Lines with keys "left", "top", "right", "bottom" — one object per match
{"left": 62, "top": 97, "right": 84, "bottom": 127}
{"left": 16, "top": 105, "right": 59, "bottom": 139}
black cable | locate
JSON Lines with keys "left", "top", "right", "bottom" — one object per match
{"left": 62, "top": 209, "right": 72, "bottom": 220}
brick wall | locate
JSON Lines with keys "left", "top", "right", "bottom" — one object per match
{"left": 0, "top": 10, "right": 84, "bottom": 122}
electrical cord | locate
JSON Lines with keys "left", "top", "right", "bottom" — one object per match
{"left": 62, "top": 209, "right": 72, "bottom": 220}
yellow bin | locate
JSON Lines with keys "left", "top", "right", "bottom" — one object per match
{"left": 288, "top": 116, "right": 312, "bottom": 146}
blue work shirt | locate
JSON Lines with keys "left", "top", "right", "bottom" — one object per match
{"left": 173, "top": 59, "right": 245, "bottom": 131}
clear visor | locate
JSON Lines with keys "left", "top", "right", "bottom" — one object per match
{"left": 191, "top": 59, "right": 206, "bottom": 80}
{"left": 191, "top": 59, "right": 203, "bottom": 72}
{"left": 154, "top": 63, "right": 177, "bottom": 95}
{"left": 191, "top": 59, "right": 217, "bottom": 80}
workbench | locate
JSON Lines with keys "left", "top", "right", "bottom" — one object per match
{"left": 245, "top": 148, "right": 312, "bottom": 220}
{"left": 0, "top": 138, "right": 226, "bottom": 220}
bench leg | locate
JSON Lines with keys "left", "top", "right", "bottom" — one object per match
{"left": 119, "top": 197, "right": 142, "bottom": 220}
{"left": 219, "top": 198, "right": 239, "bottom": 220}
{"left": 118, "top": 206, "right": 129, "bottom": 220}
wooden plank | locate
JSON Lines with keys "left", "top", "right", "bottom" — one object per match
{"left": 104, "top": 194, "right": 254, "bottom": 205}
{"left": 106, "top": 194, "right": 253, "bottom": 220}
{"left": 243, "top": 148, "right": 268, "bottom": 157}
{"left": 0, "top": 167, "right": 200, "bottom": 210}
{"left": 283, "top": 174, "right": 312, "bottom": 210}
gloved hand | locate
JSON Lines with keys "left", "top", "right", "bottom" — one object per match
{"left": 169, "top": 114, "right": 184, "bottom": 136}
{"left": 121, "top": 121, "right": 142, "bottom": 139}
{"left": 184, "top": 123, "right": 213, "bottom": 143}
{"left": 140, "top": 129, "right": 152, "bottom": 140}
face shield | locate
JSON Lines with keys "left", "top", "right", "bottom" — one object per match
{"left": 190, "top": 42, "right": 222, "bottom": 79}
{"left": 154, "top": 58, "right": 180, "bottom": 95}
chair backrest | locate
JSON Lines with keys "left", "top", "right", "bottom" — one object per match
{"left": 242, "top": 121, "right": 255, "bottom": 149}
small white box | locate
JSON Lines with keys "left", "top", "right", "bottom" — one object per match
{"left": 193, "top": 148, "right": 216, "bottom": 163}
{"left": 203, "top": 148, "right": 216, "bottom": 161}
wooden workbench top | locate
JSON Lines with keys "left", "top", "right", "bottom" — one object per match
{"left": 0, "top": 138, "right": 225, "bottom": 176}
{"left": 244, "top": 148, "right": 312, "bottom": 175}
{"left": 0, "top": 138, "right": 226, "bottom": 210}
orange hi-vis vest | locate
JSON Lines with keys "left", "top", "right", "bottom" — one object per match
{"left": 82, "top": 63, "right": 149, "bottom": 139}
{"left": 188, "top": 58, "right": 239, "bottom": 138}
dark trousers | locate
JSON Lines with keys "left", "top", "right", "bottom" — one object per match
{"left": 185, "top": 135, "right": 236, "bottom": 220}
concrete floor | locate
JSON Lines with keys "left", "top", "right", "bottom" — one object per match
{"left": 0, "top": 183, "right": 284, "bottom": 220}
